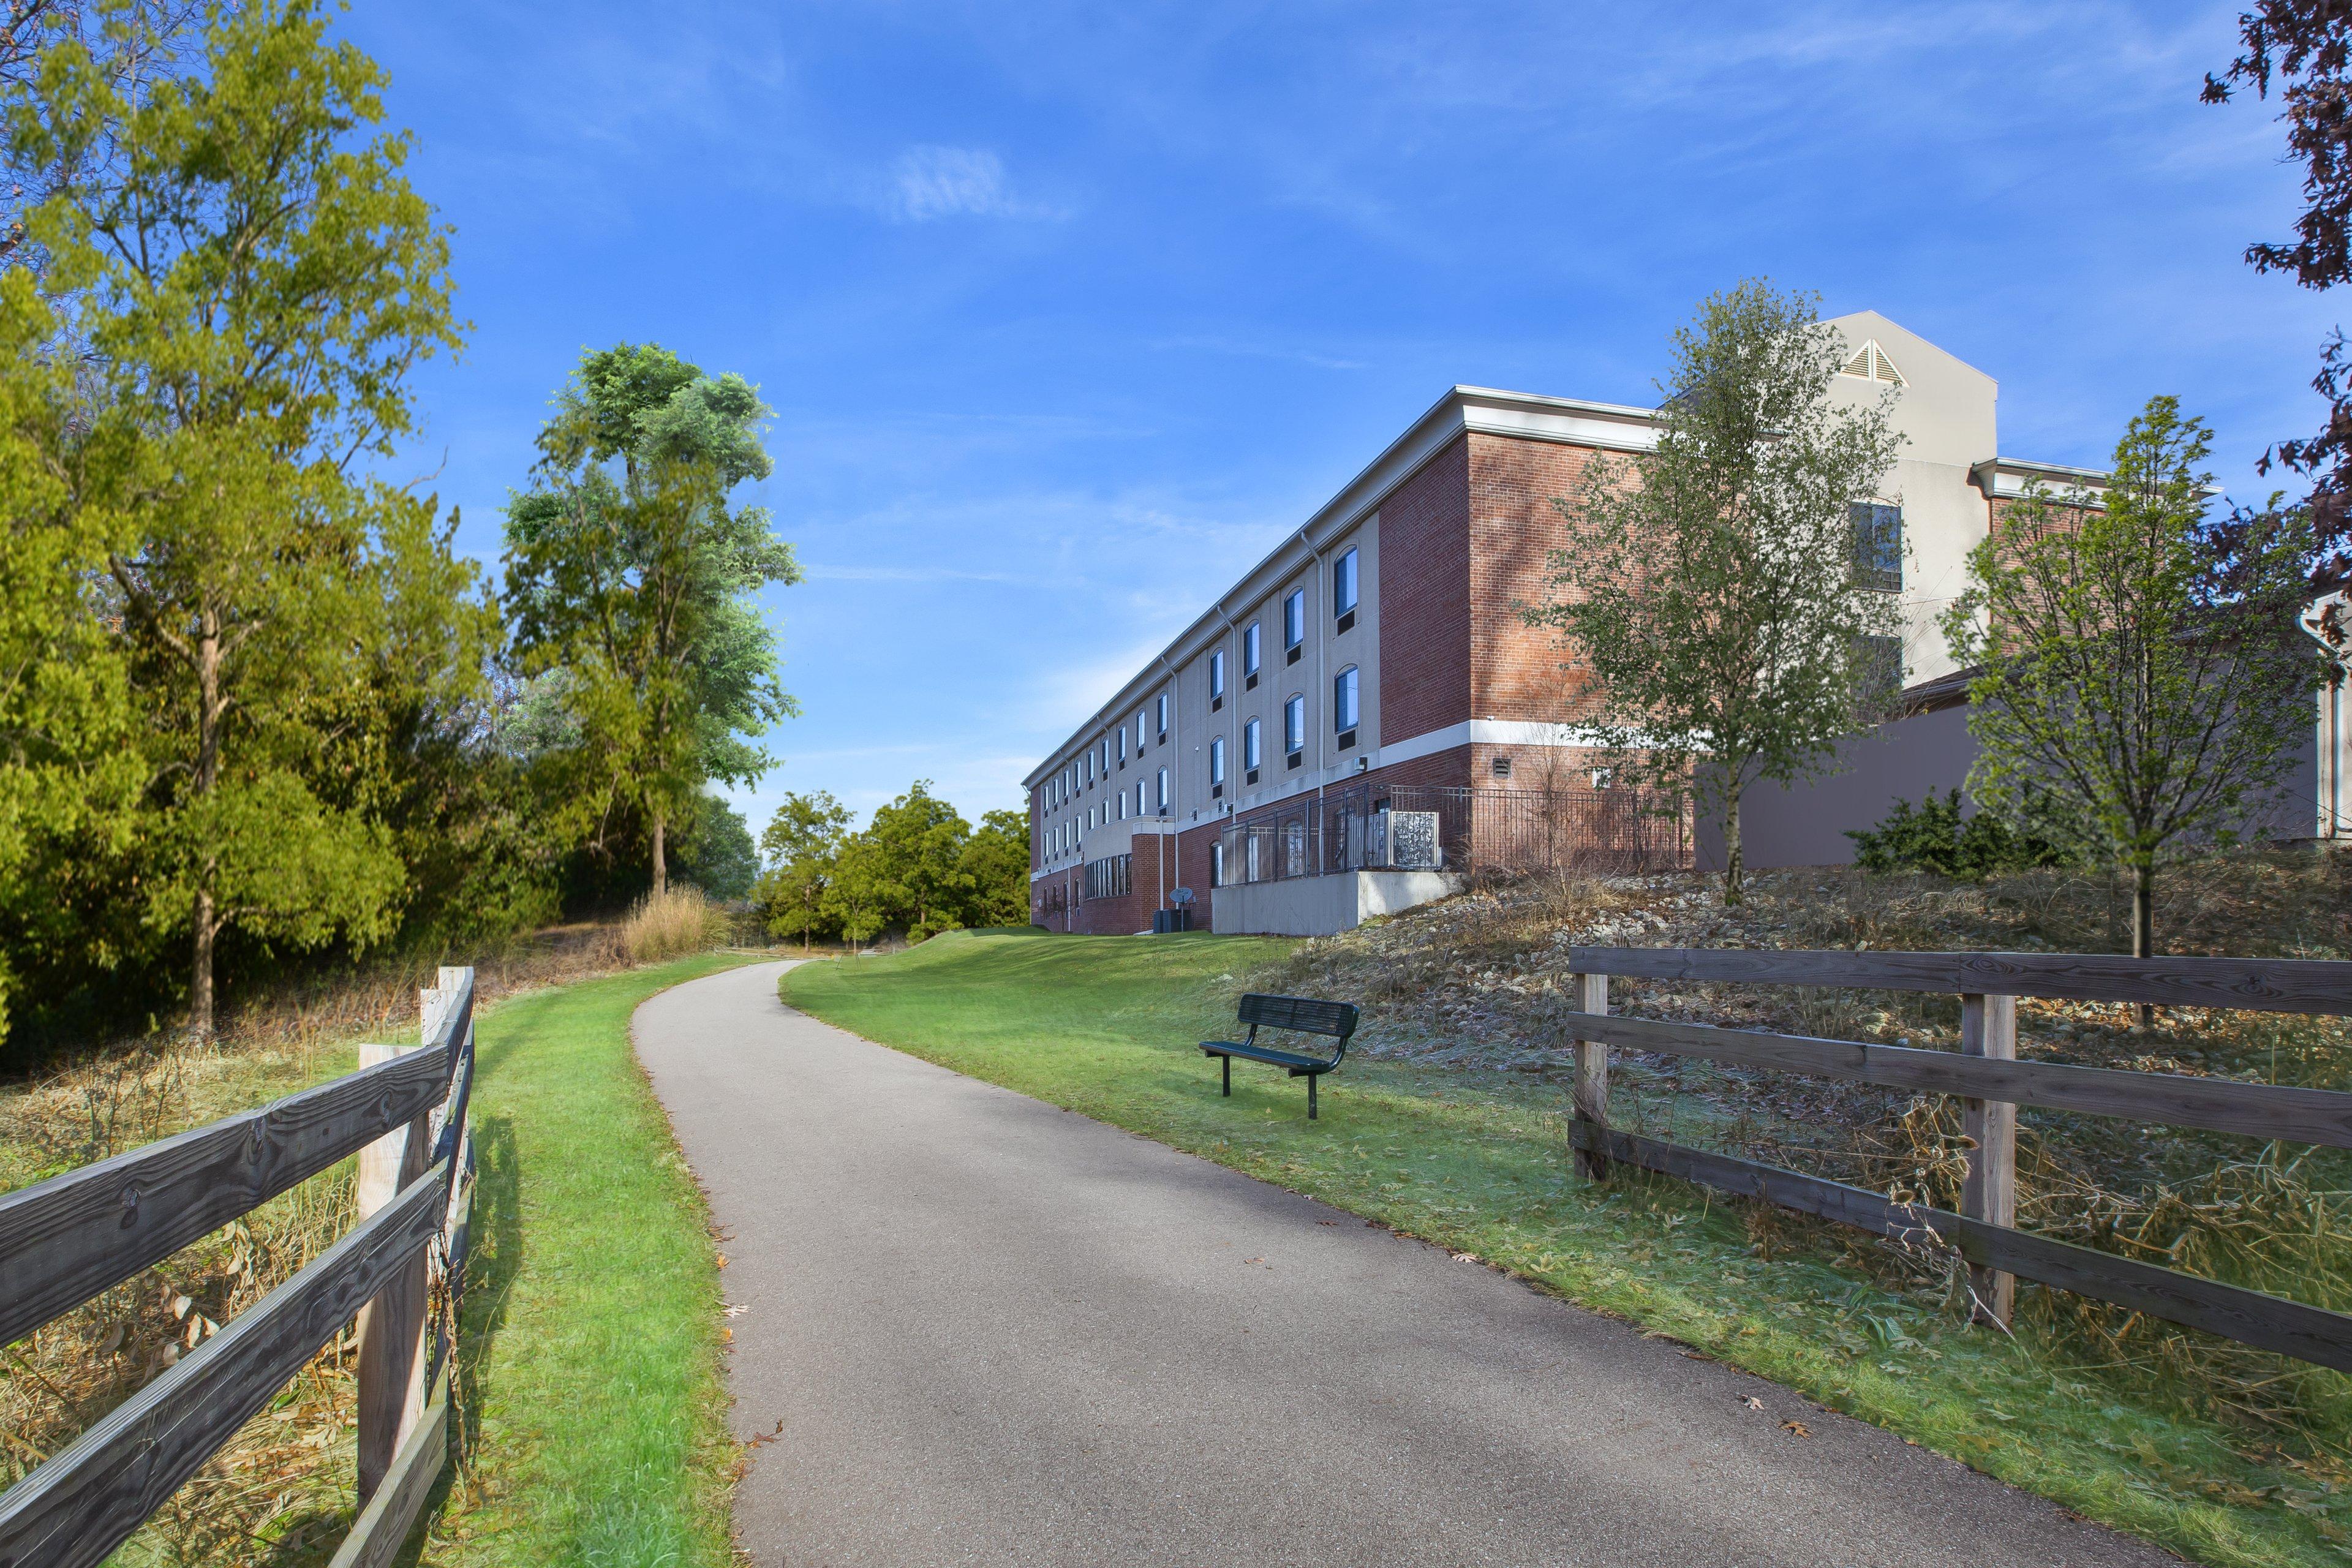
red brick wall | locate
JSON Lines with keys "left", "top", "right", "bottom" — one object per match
{"left": 1466, "top": 431, "right": 1611, "bottom": 726}
{"left": 1376, "top": 434, "right": 1474, "bottom": 744}
{"left": 1036, "top": 834, "right": 1186, "bottom": 935}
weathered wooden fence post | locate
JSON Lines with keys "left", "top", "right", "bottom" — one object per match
{"left": 1959, "top": 991, "right": 2018, "bottom": 1327}
{"left": 1571, "top": 971, "right": 1610, "bottom": 1179}
{"left": 352, "top": 986, "right": 439, "bottom": 1499}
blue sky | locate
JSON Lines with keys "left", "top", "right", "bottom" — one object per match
{"left": 342, "top": 1, "right": 2339, "bottom": 836}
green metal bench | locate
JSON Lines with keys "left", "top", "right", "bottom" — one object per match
{"left": 1201, "top": 992, "right": 1359, "bottom": 1120}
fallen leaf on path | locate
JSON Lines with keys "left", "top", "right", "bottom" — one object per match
{"left": 1452, "top": 1253, "right": 1479, "bottom": 1264}
{"left": 1741, "top": 1396, "right": 1765, "bottom": 1411}
{"left": 1781, "top": 1420, "right": 1811, "bottom": 1437}
{"left": 725, "top": 1305, "right": 749, "bottom": 1318}
{"left": 746, "top": 1419, "right": 784, "bottom": 1449}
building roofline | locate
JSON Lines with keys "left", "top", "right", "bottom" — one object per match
{"left": 1022, "top": 385, "right": 1665, "bottom": 789}
{"left": 1969, "top": 456, "right": 2111, "bottom": 505}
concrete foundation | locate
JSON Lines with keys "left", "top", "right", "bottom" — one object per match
{"left": 1211, "top": 870, "right": 1461, "bottom": 937}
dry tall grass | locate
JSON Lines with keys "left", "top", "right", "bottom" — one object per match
{"left": 619, "top": 886, "right": 733, "bottom": 964}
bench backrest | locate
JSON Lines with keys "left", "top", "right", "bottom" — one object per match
{"left": 1238, "top": 992, "right": 1358, "bottom": 1041}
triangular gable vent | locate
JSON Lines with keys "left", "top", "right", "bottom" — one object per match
{"left": 1839, "top": 339, "right": 1905, "bottom": 386}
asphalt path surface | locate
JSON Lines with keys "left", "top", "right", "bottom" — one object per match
{"left": 635, "top": 959, "right": 2175, "bottom": 1568}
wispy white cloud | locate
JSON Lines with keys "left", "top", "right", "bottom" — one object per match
{"left": 883, "top": 145, "right": 1065, "bottom": 222}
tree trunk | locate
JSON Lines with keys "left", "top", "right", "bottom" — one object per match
{"left": 1722, "top": 788, "right": 1745, "bottom": 907}
{"left": 2132, "top": 860, "right": 2155, "bottom": 1029}
{"left": 652, "top": 809, "right": 667, "bottom": 899}
{"left": 189, "top": 891, "right": 215, "bottom": 1043}
{"left": 189, "top": 616, "right": 224, "bottom": 1042}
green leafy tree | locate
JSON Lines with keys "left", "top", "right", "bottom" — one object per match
{"left": 676, "top": 794, "right": 758, "bottom": 901}
{"left": 1523, "top": 281, "right": 1905, "bottom": 903}
{"left": 504, "top": 343, "right": 801, "bottom": 897}
{"left": 0, "top": 221, "right": 143, "bottom": 1044}
{"left": 821, "top": 832, "right": 887, "bottom": 950}
{"left": 13, "top": 0, "right": 466, "bottom": 1037}
{"left": 864, "top": 782, "right": 973, "bottom": 940}
{"left": 1942, "top": 398, "right": 2320, "bottom": 965}
{"left": 957, "top": 808, "right": 1031, "bottom": 929}
{"left": 756, "top": 790, "right": 849, "bottom": 952}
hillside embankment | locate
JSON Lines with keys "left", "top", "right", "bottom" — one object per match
{"left": 1265, "top": 848, "right": 2352, "bottom": 1469}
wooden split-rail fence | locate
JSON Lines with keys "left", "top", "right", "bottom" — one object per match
{"left": 0, "top": 966, "right": 481, "bottom": 1568}
{"left": 1564, "top": 948, "right": 2352, "bottom": 1370}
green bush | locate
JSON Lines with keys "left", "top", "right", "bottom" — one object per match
{"left": 1846, "top": 789, "right": 2071, "bottom": 880}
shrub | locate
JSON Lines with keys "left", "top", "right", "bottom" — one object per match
{"left": 620, "top": 887, "right": 729, "bottom": 964}
{"left": 1846, "top": 789, "right": 2071, "bottom": 881}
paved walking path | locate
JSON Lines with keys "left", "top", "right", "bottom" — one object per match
{"left": 635, "top": 961, "right": 2173, "bottom": 1567}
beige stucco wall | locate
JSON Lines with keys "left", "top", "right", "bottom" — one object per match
{"left": 1825, "top": 311, "right": 1998, "bottom": 687}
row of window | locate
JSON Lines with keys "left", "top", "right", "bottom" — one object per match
{"left": 1208, "top": 545, "right": 1359, "bottom": 706}
{"left": 1038, "top": 543, "right": 1362, "bottom": 857}
{"left": 1042, "top": 766, "right": 1174, "bottom": 859}
{"left": 1205, "top": 666, "right": 1361, "bottom": 790}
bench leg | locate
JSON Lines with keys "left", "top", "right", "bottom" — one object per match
{"left": 1221, "top": 1055, "right": 1231, "bottom": 1097}
{"left": 1308, "top": 1074, "right": 1317, "bottom": 1120}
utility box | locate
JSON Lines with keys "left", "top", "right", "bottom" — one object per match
{"left": 1365, "top": 810, "right": 1441, "bottom": 871}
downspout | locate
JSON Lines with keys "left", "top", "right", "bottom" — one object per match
{"left": 1305, "top": 526, "right": 1329, "bottom": 873}
{"left": 1158, "top": 652, "right": 1180, "bottom": 917}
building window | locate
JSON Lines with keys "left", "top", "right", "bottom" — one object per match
{"left": 1284, "top": 694, "right": 1305, "bottom": 761}
{"left": 1333, "top": 665, "right": 1359, "bottom": 734}
{"left": 1117, "top": 791, "right": 1126, "bottom": 821}
{"left": 1492, "top": 756, "right": 1513, "bottom": 779}
{"left": 1117, "top": 726, "right": 1126, "bottom": 764}
{"left": 1210, "top": 735, "right": 1226, "bottom": 791}
{"left": 1210, "top": 648, "right": 1226, "bottom": 707}
{"left": 1851, "top": 502, "right": 1902, "bottom": 592}
{"left": 1243, "top": 717, "right": 1261, "bottom": 774}
{"left": 1156, "top": 693, "right": 1169, "bottom": 738}
{"left": 1333, "top": 546, "right": 1359, "bottom": 622}
{"left": 1590, "top": 766, "right": 1613, "bottom": 790}
{"left": 1155, "top": 766, "right": 1169, "bottom": 813}
{"left": 1212, "top": 840, "right": 1225, "bottom": 887}
{"left": 1136, "top": 712, "right": 1147, "bottom": 752}
{"left": 1283, "top": 589, "right": 1305, "bottom": 658}
{"left": 1136, "top": 781, "right": 1146, "bottom": 816}
{"left": 1243, "top": 620, "right": 1261, "bottom": 687}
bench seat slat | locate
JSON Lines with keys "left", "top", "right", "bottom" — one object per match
{"left": 1202, "top": 1041, "right": 1336, "bottom": 1072}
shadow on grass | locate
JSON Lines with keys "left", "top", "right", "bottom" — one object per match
{"left": 377, "top": 1112, "right": 521, "bottom": 1567}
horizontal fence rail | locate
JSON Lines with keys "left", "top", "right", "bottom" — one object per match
{"left": 0, "top": 967, "right": 478, "bottom": 1568}
{"left": 1567, "top": 1011, "right": 2352, "bottom": 1150}
{"left": 0, "top": 1166, "right": 450, "bottom": 1568}
{"left": 0, "top": 1039, "right": 452, "bottom": 1349}
{"left": 1572, "top": 945, "right": 2352, "bottom": 1015}
{"left": 1563, "top": 945, "right": 2352, "bottom": 1365}
{"left": 1570, "top": 1126, "right": 2352, "bottom": 1374}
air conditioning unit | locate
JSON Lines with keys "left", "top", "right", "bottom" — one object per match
{"left": 1362, "top": 810, "right": 1440, "bottom": 871}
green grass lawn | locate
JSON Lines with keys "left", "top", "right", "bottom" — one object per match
{"left": 784, "top": 928, "right": 2349, "bottom": 1568}
{"left": 417, "top": 952, "right": 763, "bottom": 1568}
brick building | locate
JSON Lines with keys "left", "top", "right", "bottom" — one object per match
{"left": 1024, "top": 312, "right": 2100, "bottom": 935}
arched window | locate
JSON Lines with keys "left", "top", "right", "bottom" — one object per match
{"left": 1210, "top": 735, "right": 1226, "bottom": 791}
{"left": 1333, "top": 665, "right": 1359, "bottom": 734}
{"left": 1284, "top": 695, "right": 1305, "bottom": 758}
{"left": 1243, "top": 717, "right": 1261, "bottom": 772}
